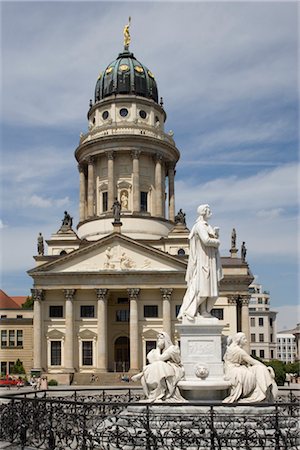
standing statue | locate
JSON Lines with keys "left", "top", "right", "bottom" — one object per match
{"left": 241, "top": 241, "right": 247, "bottom": 261}
{"left": 131, "top": 332, "right": 185, "bottom": 402}
{"left": 62, "top": 211, "right": 73, "bottom": 228}
{"left": 177, "top": 204, "right": 223, "bottom": 320}
{"left": 174, "top": 209, "right": 186, "bottom": 226}
{"left": 231, "top": 228, "right": 236, "bottom": 249}
{"left": 37, "top": 232, "right": 44, "bottom": 255}
{"left": 120, "top": 191, "right": 128, "bottom": 210}
{"left": 123, "top": 17, "right": 131, "bottom": 50}
{"left": 223, "top": 333, "right": 278, "bottom": 403}
{"left": 111, "top": 198, "right": 121, "bottom": 223}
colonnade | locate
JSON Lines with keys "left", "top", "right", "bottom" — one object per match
{"left": 78, "top": 151, "right": 176, "bottom": 223}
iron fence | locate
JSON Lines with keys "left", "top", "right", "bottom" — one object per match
{"left": 0, "top": 388, "right": 299, "bottom": 450}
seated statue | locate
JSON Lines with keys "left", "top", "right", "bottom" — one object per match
{"left": 132, "top": 332, "right": 185, "bottom": 402}
{"left": 223, "top": 332, "right": 278, "bottom": 403}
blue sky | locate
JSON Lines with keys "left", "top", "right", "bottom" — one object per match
{"left": 0, "top": 1, "right": 299, "bottom": 330}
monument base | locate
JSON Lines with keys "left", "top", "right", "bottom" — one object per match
{"left": 176, "top": 316, "right": 230, "bottom": 400}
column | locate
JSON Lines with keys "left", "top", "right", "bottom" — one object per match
{"left": 227, "top": 295, "right": 239, "bottom": 334}
{"left": 128, "top": 288, "right": 140, "bottom": 372}
{"left": 63, "top": 289, "right": 76, "bottom": 372}
{"left": 132, "top": 150, "right": 141, "bottom": 212}
{"left": 96, "top": 288, "right": 108, "bottom": 372}
{"left": 167, "top": 163, "right": 175, "bottom": 222}
{"left": 161, "top": 288, "right": 173, "bottom": 338}
{"left": 78, "top": 164, "right": 86, "bottom": 222}
{"left": 154, "top": 153, "right": 163, "bottom": 217}
{"left": 241, "top": 295, "right": 251, "bottom": 353}
{"left": 107, "top": 151, "right": 115, "bottom": 211}
{"left": 87, "top": 157, "right": 95, "bottom": 218}
{"left": 31, "top": 289, "right": 44, "bottom": 371}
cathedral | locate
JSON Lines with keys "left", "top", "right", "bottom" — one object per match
{"left": 28, "top": 27, "right": 253, "bottom": 384}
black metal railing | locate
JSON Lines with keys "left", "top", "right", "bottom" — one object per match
{"left": 0, "top": 388, "right": 299, "bottom": 449}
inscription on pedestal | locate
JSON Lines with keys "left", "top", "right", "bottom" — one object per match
{"left": 188, "top": 340, "right": 214, "bottom": 356}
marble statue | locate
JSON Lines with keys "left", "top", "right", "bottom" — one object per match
{"left": 241, "top": 241, "right": 247, "bottom": 262}
{"left": 131, "top": 332, "right": 185, "bottom": 402}
{"left": 37, "top": 232, "right": 44, "bottom": 255}
{"left": 223, "top": 332, "right": 278, "bottom": 403}
{"left": 112, "top": 198, "right": 121, "bottom": 223}
{"left": 121, "top": 191, "right": 128, "bottom": 210}
{"left": 177, "top": 204, "right": 223, "bottom": 320}
{"left": 231, "top": 228, "right": 236, "bottom": 249}
{"left": 104, "top": 247, "right": 115, "bottom": 269}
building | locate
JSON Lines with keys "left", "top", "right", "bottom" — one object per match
{"left": 248, "top": 283, "right": 277, "bottom": 360}
{"left": 28, "top": 31, "right": 253, "bottom": 384}
{"left": 0, "top": 290, "right": 33, "bottom": 375}
{"left": 277, "top": 327, "right": 299, "bottom": 363}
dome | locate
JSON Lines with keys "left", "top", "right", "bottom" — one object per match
{"left": 94, "top": 50, "right": 158, "bottom": 104}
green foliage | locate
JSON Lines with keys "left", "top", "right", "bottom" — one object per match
{"left": 48, "top": 379, "right": 58, "bottom": 386}
{"left": 284, "top": 362, "right": 300, "bottom": 376}
{"left": 21, "top": 296, "right": 33, "bottom": 310}
{"left": 11, "top": 359, "right": 26, "bottom": 374}
{"left": 264, "top": 360, "right": 286, "bottom": 386}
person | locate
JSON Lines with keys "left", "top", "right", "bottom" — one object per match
{"left": 241, "top": 241, "right": 247, "bottom": 262}
{"left": 177, "top": 204, "right": 223, "bottom": 320}
{"left": 111, "top": 198, "right": 121, "bottom": 223}
{"left": 131, "top": 332, "right": 185, "bottom": 402}
{"left": 223, "top": 332, "right": 278, "bottom": 403}
{"left": 40, "top": 376, "right": 48, "bottom": 390}
{"left": 231, "top": 228, "right": 236, "bottom": 249}
{"left": 37, "top": 232, "right": 44, "bottom": 255}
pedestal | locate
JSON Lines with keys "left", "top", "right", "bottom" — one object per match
{"left": 176, "top": 316, "right": 230, "bottom": 400}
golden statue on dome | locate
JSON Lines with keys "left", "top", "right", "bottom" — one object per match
{"left": 123, "top": 16, "right": 131, "bottom": 50}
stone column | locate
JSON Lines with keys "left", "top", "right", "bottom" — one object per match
{"left": 154, "top": 153, "right": 163, "bottom": 217}
{"left": 167, "top": 163, "right": 175, "bottom": 222}
{"left": 63, "top": 289, "right": 76, "bottom": 372}
{"left": 96, "top": 289, "right": 108, "bottom": 372}
{"left": 107, "top": 151, "right": 115, "bottom": 211}
{"left": 87, "top": 157, "right": 95, "bottom": 218}
{"left": 132, "top": 150, "right": 141, "bottom": 212}
{"left": 228, "top": 295, "right": 239, "bottom": 334}
{"left": 31, "top": 289, "right": 44, "bottom": 371}
{"left": 241, "top": 295, "right": 251, "bottom": 353}
{"left": 128, "top": 288, "right": 140, "bottom": 372}
{"left": 161, "top": 288, "right": 173, "bottom": 338}
{"left": 78, "top": 164, "right": 86, "bottom": 222}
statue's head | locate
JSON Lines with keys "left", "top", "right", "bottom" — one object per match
{"left": 233, "top": 332, "right": 247, "bottom": 347}
{"left": 197, "top": 204, "right": 211, "bottom": 219}
{"left": 157, "top": 332, "right": 173, "bottom": 350}
{"left": 195, "top": 363, "right": 209, "bottom": 379}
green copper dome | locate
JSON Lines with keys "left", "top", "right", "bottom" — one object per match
{"left": 95, "top": 50, "right": 158, "bottom": 104}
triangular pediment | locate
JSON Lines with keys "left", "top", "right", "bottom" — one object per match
{"left": 29, "top": 233, "right": 186, "bottom": 274}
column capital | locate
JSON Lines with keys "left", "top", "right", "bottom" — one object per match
{"left": 106, "top": 151, "right": 115, "bottom": 160}
{"left": 240, "top": 294, "right": 251, "bottom": 306}
{"left": 154, "top": 152, "right": 163, "bottom": 163}
{"left": 31, "top": 288, "right": 44, "bottom": 302}
{"left": 227, "top": 294, "right": 239, "bottom": 305}
{"left": 127, "top": 288, "right": 140, "bottom": 300}
{"left": 160, "top": 288, "right": 173, "bottom": 301}
{"left": 78, "top": 163, "right": 85, "bottom": 173}
{"left": 96, "top": 288, "right": 108, "bottom": 300}
{"left": 63, "top": 289, "right": 76, "bottom": 300}
{"left": 166, "top": 162, "right": 176, "bottom": 172}
{"left": 86, "top": 156, "right": 95, "bottom": 165}
{"left": 131, "top": 150, "right": 141, "bottom": 160}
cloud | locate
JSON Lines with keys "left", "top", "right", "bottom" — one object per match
{"left": 276, "top": 305, "right": 300, "bottom": 332}
{"left": 256, "top": 209, "right": 284, "bottom": 219}
{"left": 0, "top": 220, "right": 7, "bottom": 229}
{"left": 26, "top": 195, "right": 70, "bottom": 209}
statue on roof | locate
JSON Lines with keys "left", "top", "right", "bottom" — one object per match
{"left": 62, "top": 211, "right": 73, "bottom": 228}
{"left": 112, "top": 198, "right": 121, "bottom": 223}
{"left": 123, "top": 16, "right": 131, "bottom": 50}
{"left": 231, "top": 228, "right": 236, "bottom": 249}
{"left": 37, "top": 232, "right": 44, "bottom": 255}
{"left": 241, "top": 241, "right": 247, "bottom": 262}
{"left": 175, "top": 209, "right": 186, "bottom": 226}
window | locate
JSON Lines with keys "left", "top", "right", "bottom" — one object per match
{"left": 51, "top": 341, "right": 61, "bottom": 366}
{"left": 0, "top": 361, "right": 7, "bottom": 375}
{"left": 259, "top": 350, "right": 265, "bottom": 359}
{"left": 16, "top": 330, "right": 23, "bottom": 347}
{"left": 140, "top": 192, "right": 148, "bottom": 212}
{"left": 249, "top": 308, "right": 256, "bottom": 312}
{"left": 270, "top": 334, "right": 273, "bottom": 343}
{"left": 258, "top": 317, "right": 264, "bottom": 326}
{"left": 269, "top": 318, "right": 273, "bottom": 327}
{"left": 251, "top": 350, "right": 256, "bottom": 357}
{"left": 177, "top": 248, "right": 186, "bottom": 256}
{"left": 250, "top": 318, "right": 255, "bottom": 327}
{"left": 1, "top": 330, "right": 7, "bottom": 347}
{"left": 49, "top": 306, "right": 63, "bottom": 318}
{"left": 139, "top": 110, "right": 147, "bottom": 119}
{"left": 259, "top": 333, "right": 264, "bottom": 342}
{"left": 1, "top": 315, "right": 7, "bottom": 318}
{"left": 119, "top": 108, "right": 128, "bottom": 117}
{"left": 102, "top": 111, "right": 109, "bottom": 120}
{"left": 82, "top": 341, "right": 93, "bottom": 366}
{"left": 16, "top": 315, "right": 23, "bottom": 319}
{"left": 9, "top": 331, "right": 15, "bottom": 347}
{"left": 271, "top": 350, "right": 274, "bottom": 359}
{"left": 175, "top": 305, "right": 181, "bottom": 317}
{"left": 144, "top": 305, "right": 158, "bottom": 318}
{"left": 116, "top": 310, "right": 129, "bottom": 322}
{"left": 102, "top": 192, "right": 108, "bottom": 212}
{"left": 9, "top": 362, "right": 14, "bottom": 374}
{"left": 117, "top": 298, "right": 129, "bottom": 304}
{"left": 211, "top": 308, "right": 224, "bottom": 320}
{"left": 80, "top": 305, "right": 95, "bottom": 318}
{"left": 251, "top": 334, "right": 255, "bottom": 343}
{"left": 258, "top": 298, "right": 263, "bottom": 304}
{"left": 146, "top": 341, "right": 156, "bottom": 363}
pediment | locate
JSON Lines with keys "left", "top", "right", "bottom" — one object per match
{"left": 78, "top": 329, "right": 97, "bottom": 339}
{"left": 31, "top": 234, "right": 186, "bottom": 274}
{"left": 47, "top": 329, "right": 64, "bottom": 339}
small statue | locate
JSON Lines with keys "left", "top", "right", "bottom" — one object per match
{"left": 62, "top": 211, "right": 73, "bottom": 228}
{"left": 111, "top": 198, "right": 121, "bottom": 223}
{"left": 120, "top": 191, "right": 128, "bottom": 210}
{"left": 174, "top": 209, "right": 186, "bottom": 226}
{"left": 231, "top": 228, "right": 236, "bottom": 249}
{"left": 37, "top": 232, "right": 44, "bottom": 255}
{"left": 104, "top": 246, "right": 115, "bottom": 269}
{"left": 241, "top": 241, "right": 247, "bottom": 261}
{"left": 131, "top": 332, "right": 185, "bottom": 402}
{"left": 223, "top": 333, "right": 278, "bottom": 403}
{"left": 123, "top": 17, "right": 131, "bottom": 50}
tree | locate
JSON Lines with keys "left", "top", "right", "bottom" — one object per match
{"left": 21, "top": 296, "right": 33, "bottom": 310}
{"left": 264, "top": 360, "right": 286, "bottom": 386}
{"left": 11, "top": 359, "right": 25, "bottom": 374}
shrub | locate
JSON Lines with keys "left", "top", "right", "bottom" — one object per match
{"left": 264, "top": 360, "right": 286, "bottom": 385}
{"left": 11, "top": 359, "right": 26, "bottom": 374}
{"left": 21, "top": 296, "right": 33, "bottom": 310}
{"left": 48, "top": 379, "right": 58, "bottom": 386}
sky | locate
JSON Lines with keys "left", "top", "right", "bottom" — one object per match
{"left": 0, "top": 1, "right": 299, "bottom": 331}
